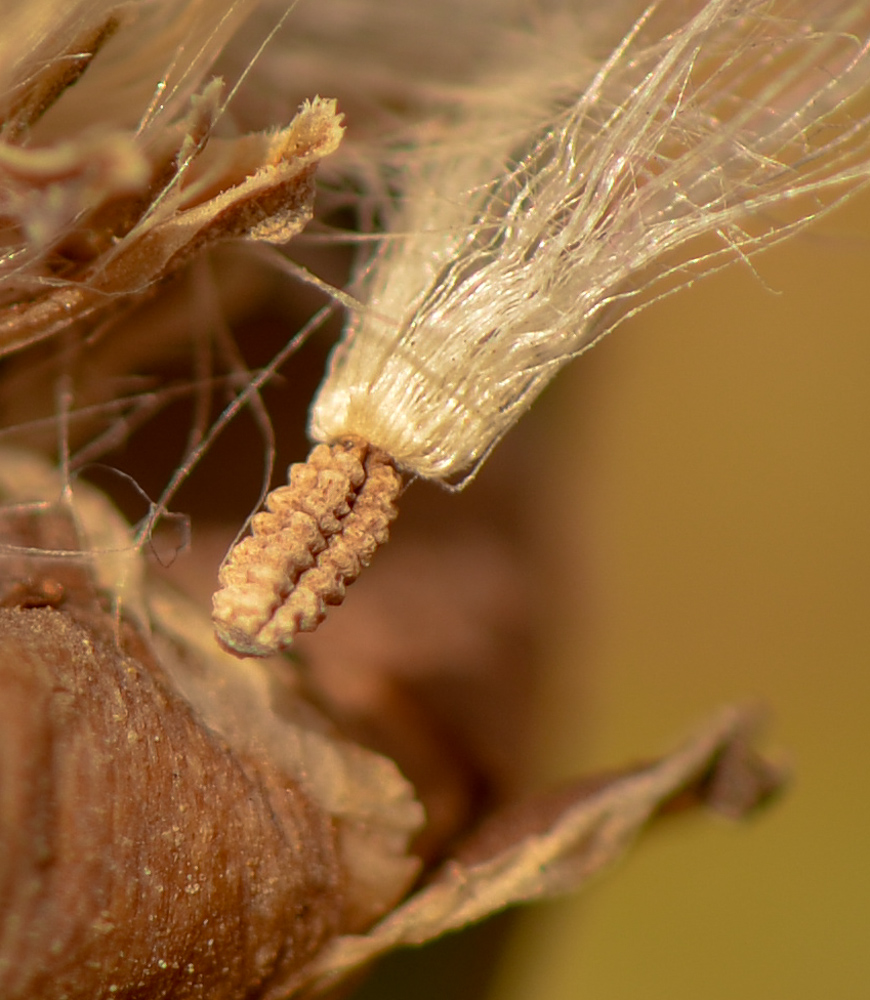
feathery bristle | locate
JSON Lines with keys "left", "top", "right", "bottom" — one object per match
{"left": 310, "top": 0, "right": 870, "bottom": 485}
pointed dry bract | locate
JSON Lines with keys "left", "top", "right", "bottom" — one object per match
{"left": 0, "top": 0, "right": 343, "bottom": 358}
{"left": 282, "top": 706, "right": 782, "bottom": 998}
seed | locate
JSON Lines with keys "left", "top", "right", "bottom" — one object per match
{"left": 212, "top": 437, "right": 401, "bottom": 656}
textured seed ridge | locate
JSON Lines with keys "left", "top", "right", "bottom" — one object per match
{"left": 213, "top": 438, "right": 401, "bottom": 657}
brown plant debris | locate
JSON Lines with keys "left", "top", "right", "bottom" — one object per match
{"left": 0, "top": 448, "right": 423, "bottom": 999}
{"left": 293, "top": 707, "right": 783, "bottom": 998}
{"left": 213, "top": 437, "right": 403, "bottom": 657}
{"left": 0, "top": 18, "right": 344, "bottom": 359}
{"left": 0, "top": 605, "right": 343, "bottom": 999}
{"left": 0, "top": 447, "right": 785, "bottom": 1000}
{"left": 0, "top": 13, "right": 121, "bottom": 140}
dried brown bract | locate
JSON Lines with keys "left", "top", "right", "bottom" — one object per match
{"left": 0, "top": 449, "right": 422, "bottom": 998}
{"left": 0, "top": 1, "right": 343, "bottom": 359}
{"left": 3, "top": 0, "right": 850, "bottom": 994}
{"left": 0, "top": 449, "right": 784, "bottom": 1000}
{"left": 0, "top": 606, "right": 342, "bottom": 999}
{"left": 213, "top": 437, "right": 402, "bottom": 656}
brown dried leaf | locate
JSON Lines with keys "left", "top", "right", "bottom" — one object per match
{"left": 292, "top": 707, "right": 783, "bottom": 996}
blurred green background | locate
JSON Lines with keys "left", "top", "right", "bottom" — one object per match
{"left": 490, "top": 190, "right": 870, "bottom": 999}
{"left": 353, "top": 189, "right": 870, "bottom": 1000}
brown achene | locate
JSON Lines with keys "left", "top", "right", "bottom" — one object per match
{"left": 213, "top": 437, "right": 403, "bottom": 657}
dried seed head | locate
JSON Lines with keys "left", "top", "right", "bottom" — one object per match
{"left": 212, "top": 437, "right": 402, "bottom": 656}
{"left": 219, "top": 0, "right": 870, "bottom": 648}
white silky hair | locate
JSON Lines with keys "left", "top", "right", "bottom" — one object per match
{"left": 309, "top": 0, "right": 870, "bottom": 486}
